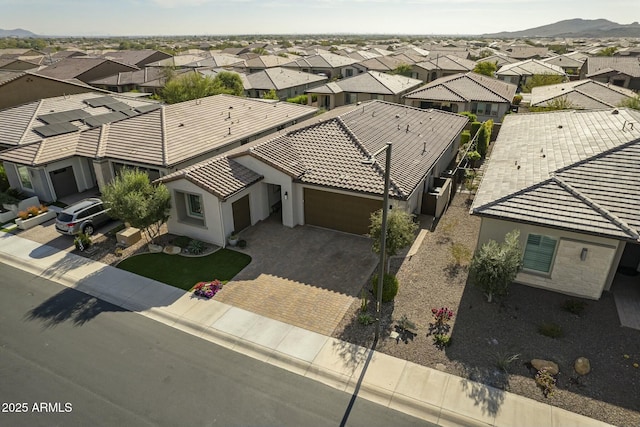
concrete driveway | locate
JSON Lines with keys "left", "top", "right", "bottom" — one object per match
{"left": 215, "top": 218, "right": 378, "bottom": 336}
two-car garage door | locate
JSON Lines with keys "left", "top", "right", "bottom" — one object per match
{"left": 304, "top": 188, "right": 382, "bottom": 235}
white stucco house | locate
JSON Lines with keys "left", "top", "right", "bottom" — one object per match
{"left": 471, "top": 108, "right": 640, "bottom": 300}
{"left": 158, "top": 100, "right": 469, "bottom": 247}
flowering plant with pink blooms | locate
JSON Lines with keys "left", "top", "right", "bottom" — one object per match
{"left": 193, "top": 280, "right": 223, "bottom": 299}
{"left": 431, "top": 307, "right": 454, "bottom": 326}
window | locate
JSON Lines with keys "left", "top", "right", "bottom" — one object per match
{"left": 345, "top": 93, "right": 357, "bottom": 104}
{"left": 187, "top": 194, "right": 203, "bottom": 218}
{"left": 523, "top": 234, "right": 558, "bottom": 273}
{"left": 17, "top": 165, "right": 33, "bottom": 190}
{"left": 345, "top": 68, "right": 354, "bottom": 77}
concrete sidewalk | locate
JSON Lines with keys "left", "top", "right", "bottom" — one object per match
{"left": 0, "top": 232, "right": 614, "bottom": 427}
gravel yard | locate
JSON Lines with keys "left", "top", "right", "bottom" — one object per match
{"left": 333, "top": 192, "right": 640, "bottom": 427}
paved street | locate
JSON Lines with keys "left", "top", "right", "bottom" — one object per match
{"left": 0, "top": 263, "right": 431, "bottom": 427}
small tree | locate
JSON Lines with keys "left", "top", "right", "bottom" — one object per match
{"left": 161, "top": 71, "right": 244, "bottom": 104}
{"left": 262, "top": 89, "right": 279, "bottom": 100}
{"left": 391, "top": 63, "right": 413, "bottom": 77}
{"left": 369, "top": 209, "right": 418, "bottom": 273}
{"left": 596, "top": 46, "right": 617, "bottom": 56}
{"left": 473, "top": 61, "right": 498, "bottom": 77}
{"left": 101, "top": 169, "right": 171, "bottom": 244}
{"left": 469, "top": 229, "right": 523, "bottom": 302}
{"left": 522, "top": 74, "right": 566, "bottom": 93}
{"left": 476, "top": 122, "right": 489, "bottom": 158}
{"left": 618, "top": 95, "right": 640, "bottom": 111}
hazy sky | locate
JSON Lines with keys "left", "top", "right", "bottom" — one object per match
{"left": 1, "top": 0, "right": 637, "bottom": 36}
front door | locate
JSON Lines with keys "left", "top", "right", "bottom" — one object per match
{"left": 232, "top": 195, "right": 251, "bottom": 232}
{"left": 49, "top": 167, "right": 78, "bottom": 198}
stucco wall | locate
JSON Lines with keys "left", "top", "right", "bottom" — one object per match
{"left": 476, "top": 217, "right": 621, "bottom": 299}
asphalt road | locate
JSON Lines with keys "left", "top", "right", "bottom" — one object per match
{"left": 0, "top": 263, "right": 434, "bottom": 427}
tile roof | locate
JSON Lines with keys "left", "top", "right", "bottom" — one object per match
{"left": 404, "top": 72, "right": 517, "bottom": 103}
{"left": 183, "top": 55, "right": 245, "bottom": 68}
{"left": 541, "top": 54, "right": 585, "bottom": 69}
{"left": 530, "top": 79, "right": 638, "bottom": 109}
{"left": 585, "top": 57, "right": 640, "bottom": 78}
{"left": 496, "top": 59, "right": 566, "bottom": 77}
{"left": 100, "top": 50, "right": 169, "bottom": 66}
{"left": 0, "top": 94, "right": 318, "bottom": 168}
{"left": 245, "top": 67, "right": 327, "bottom": 91}
{"left": 414, "top": 55, "right": 477, "bottom": 73}
{"left": 158, "top": 156, "right": 263, "bottom": 200}
{"left": 146, "top": 54, "right": 207, "bottom": 68}
{"left": 472, "top": 108, "right": 640, "bottom": 241}
{"left": 282, "top": 53, "right": 360, "bottom": 69}
{"left": 309, "top": 71, "right": 422, "bottom": 96}
{"left": 244, "top": 101, "right": 468, "bottom": 199}
{"left": 88, "top": 67, "right": 167, "bottom": 86}
{"left": 357, "top": 56, "right": 405, "bottom": 72}
{"left": 35, "top": 57, "right": 138, "bottom": 80}
{"left": 244, "top": 55, "right": 292, "bottom": 69}
{"left": 0, "top": 91, "right": 154, "bottom": 147}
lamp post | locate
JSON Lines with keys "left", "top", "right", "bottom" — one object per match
{"left": 364, "top": 142, "right": 392, "bottom": 342}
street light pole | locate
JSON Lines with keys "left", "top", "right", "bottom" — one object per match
{"left": 375, "top": 142, "right": 392, "bottom": 342}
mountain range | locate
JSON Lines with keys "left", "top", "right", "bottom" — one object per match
{"left": 483, "top": 19, "right": 640, "bottom": 38}
{"left": 0, "top": 28, "right": 38, "bottom": 37}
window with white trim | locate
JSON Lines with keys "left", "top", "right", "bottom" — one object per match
{"left": 187, "top": 194, "right": 203, "bottom": 218}
{"left": 17, "top": 165, "right": 33, "bottom": 190}
{"left": 523, "top": 234, "right": 558, "bottom": 273}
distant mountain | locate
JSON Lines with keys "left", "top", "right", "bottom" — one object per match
{"left": 0, "top": 28, "right": 38, "bottom": 37}
{"left": 483, "top": 19, "right": 640, "bottom": 38}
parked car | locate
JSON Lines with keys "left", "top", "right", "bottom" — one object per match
{"left": 55, "top": 198, "right": 111, "bottom": 236}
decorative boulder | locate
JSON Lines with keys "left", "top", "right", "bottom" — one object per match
{"left": 574, "top": 357, "right": 591, "bottom": 375}
{"left": 531, "top": 359, "right": 559, "bottom": 375}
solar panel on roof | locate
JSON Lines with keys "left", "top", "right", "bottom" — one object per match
{"left": 33, "top": 122, "right": 79, "bottom": 138}
{"left": 107, "top": 101, "right": 135, "bottom": 112}
{"left": 84, "top": 96, "right": 119, "bottom": 107}
{"left": 134, "top": 104, "right": 162, "bottom": 114}
{"left": 38, "top": 109, "right": 91, "bottom": 124}
{"left": 84, "top": 112, "right": 128, "bottom": 128}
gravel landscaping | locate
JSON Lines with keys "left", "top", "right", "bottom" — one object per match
{"left": 332, "top": 192, "right": 640, "bottom": 427}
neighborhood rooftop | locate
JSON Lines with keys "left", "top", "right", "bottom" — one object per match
{"left": 405, "top": 72, "right": 517, "bottom": 103}
{"left": 472, "top": 108, "right": 640, "bottom": 241}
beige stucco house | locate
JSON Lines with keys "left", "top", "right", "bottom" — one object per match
{"left": 158, "top": 101, "right": 468, "bottom": 247}
{"left": 0, "top": 94, "right": 317, "bottom": 202}
{"left": 471, "top": 109, "right": 640, "bottom": 300}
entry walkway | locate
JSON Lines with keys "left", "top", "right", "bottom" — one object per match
{"left": 0, "top": 232, "right": 613, "bottom": 427}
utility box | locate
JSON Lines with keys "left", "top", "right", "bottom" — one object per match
{"left": 116, "top": 227, "right": 141, "bottom": 247}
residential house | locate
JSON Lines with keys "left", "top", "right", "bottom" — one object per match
{"left": 404, "top": 72, "right": 516, "bottom": 121}
{"left": 244, "top": 67, "right": 327, "bottom": 100}
{"left": 541, "top": 54, "right": 586, "bottom": 78}
{"left": 282, "top": 53, "right": 361, "bottom": 79}
{"left": 34, "top": 57, "right": 139, "bottom": 84}
{"left": 306, "top": 71, "right": 423, "bottom": 110}
{"left": 146, "top": 54, "right": 208, "bottom": 68}
{"left": 355, "top": 56, "right": 407, "bottom": 73}
{"left": 411, "top": 55, "right": 477, "bottom": 82}
{"left": 496, "top": 59, "right": 566, "bottom": 91}
{"left": 0, "top": 71, "right": 109, "bottom": 110}
{"left": 502, "top": 45, "right": 550, "bottom": 60}
{"left": 88, "top": 67, "right": 172, "bottom": 93}
{"left": 478, "top": 54, "right": 520, "bottom": 68}
{"left": 243, "top": 55, "right": 293, "bottom": 73}
{"left": 580, "top": 57, "right": 640, "bottom": 90}
{"left": 530, "top": 79, "right": 638, "bottom": 109}
{"left": 0, "top": 94, "right": 317, "bottom": 202}
{"left": 184, "top": 55, "right": 246, "bottom": 69}
{"left": 99, "top": 50, "right": 172, "bottom": 68}
{"left": 335, "top": 50, "right": 383, "bottom": 62}
{"left": 471, "top": 109, "right": 640, "bottom": 300}
{"left": 157, "top": 100, "right": 468, "bottom": 246}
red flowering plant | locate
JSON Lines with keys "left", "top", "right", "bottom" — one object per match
{"left": 428, "top": 307, "right": 455, "bottom": 349}
{"left": 193, "top": 280, "right": 223, "bottom": 299}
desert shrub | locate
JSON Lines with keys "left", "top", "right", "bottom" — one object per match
{"left": 495, "top": 352, "right": 520, "bottom": 372}
{"left": 0, "top": 164, "right": 9, "bottom": 192}
{"left": 535, "top": 369, "right": 556, "bottom": 397}
{"left": 459, "top": 111, "right": 477, "bottom": 123}
{"left": 477, "top": 123, "right": 489, "bottom": 157}
{"left": 538, "top": 322, "right": 563, "bottom": 339}
{"left": 561, "top": 299, "right": 587, "bottom": 316}
{"left": 460, "top": 130, "right": 471, "bottom": 146}
{"left": 286, "top": 94, "right": 308, "bottom": 104}
{"left": 74, "top": 233, "right": 92, "bottom": 251}
{"left": 39, "top": 204, "right": 48, "bottom": 213}
{"left": 450, "top": 243, "right": 472, "bottom": 266}
{"left": 17, "top": 210, "right": 29, "bottom": 220}
{"left": 0, "top": 191, "right": 19, "bottom": 205}
{"left": 187, "top": 239, "right": 204, "bottom": 255}
{"left": 513, "top": 94, "right": 523, "bottom": 105}
{"left": 237, "top": 239, "right": 247, "bottom": 249}
{"left": 172, "top": 236, "right": 191, "bottom": 248}
{"left": 470, "top": 121, "right": 482, "bottom": 137}
{"left": 371, "top": 273, "right": 399, "bottom": 303}
{"left": 433, "top": 334, "right": 451, "bottom": 348}
{"left": 358, "top": 312, "right": 375, "bottom": 325}
{"left": 466, "top": 150, "right": 481, "bottom": 162}
{"left": 26, "top": 206, "right": 39, "bottom": 216}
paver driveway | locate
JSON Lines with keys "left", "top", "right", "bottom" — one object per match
{"left": 215, "top": 218, "right": 378, "bottom": 335}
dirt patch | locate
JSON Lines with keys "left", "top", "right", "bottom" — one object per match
{"left": 332, "top": 192, "right": 640, "bottom": 427}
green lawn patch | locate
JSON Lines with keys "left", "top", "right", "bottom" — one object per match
{"left": 116, "top": 249, "right": 251, "bottom": 291}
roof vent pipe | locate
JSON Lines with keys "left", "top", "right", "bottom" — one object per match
{"left": 228, "top": 127, "right": 231, "bottom": 135}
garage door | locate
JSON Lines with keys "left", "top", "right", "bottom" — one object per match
{"left": 304, "top": 188, "right": 382, "bottom": 235}
{"left": 49, "top": 167, "right": 78, "bottom": 198}
{"left": 232, "top": 195, "right": 251, "bottom": 232}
